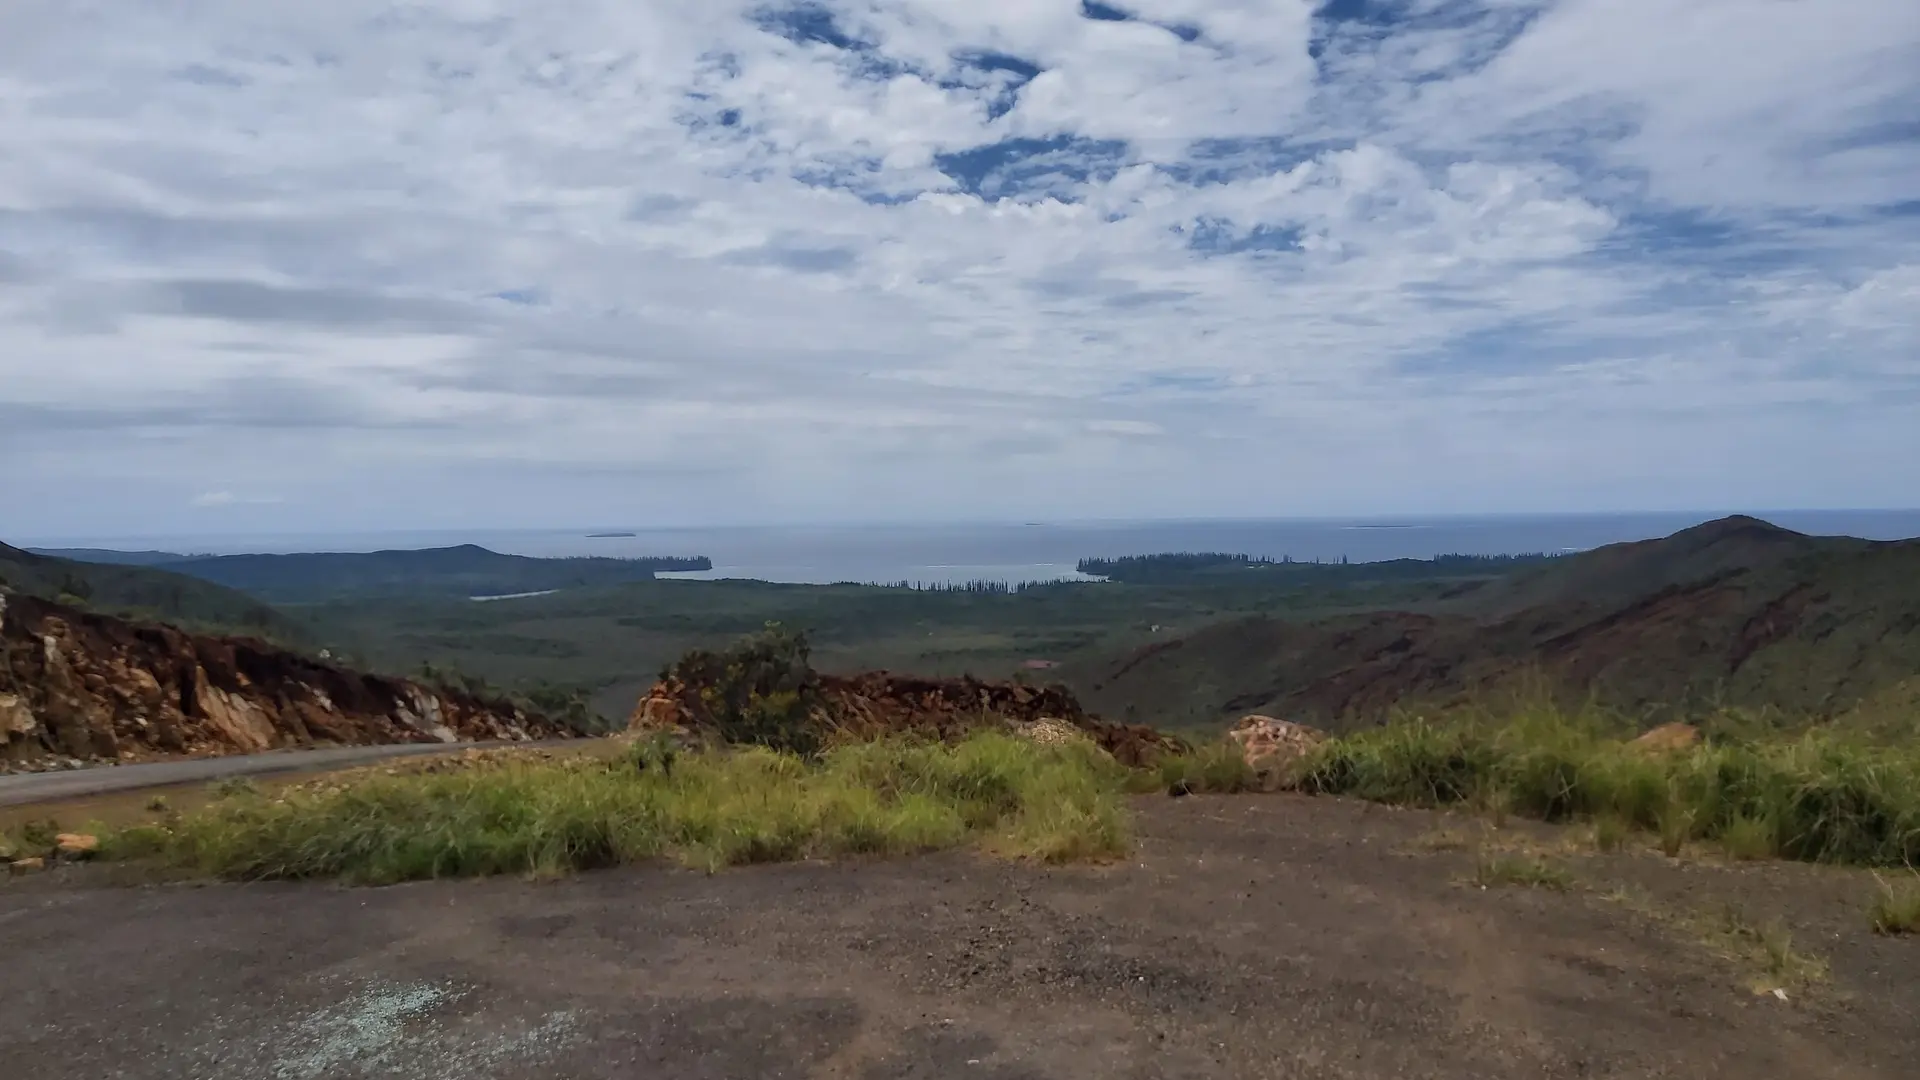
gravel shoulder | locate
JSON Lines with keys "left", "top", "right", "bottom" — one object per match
{"left": 3, "top": 794, "right": 1915, "bottom": 1080}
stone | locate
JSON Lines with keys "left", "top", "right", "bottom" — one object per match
{"left": 628, "top": 687, "right": 691, "bottom": 734}
{"left": 1631, "top": 722, "right": 1700, "bottom": 755}
{"left": 54, "top": 833, "right": 99, "bottom": 859}
{"left": 1228, "top": 715, "right": 1328, "bottom": 792}
{"left": 10, "top": 857, "right": 46, "bottom": 874}
{"left": 195, "top": 680, "right": 279, "bottom": 754}
{"left": 1017, "top": 717, "right": 1092, "bottom": 748}
{"left": 0, "top": 692, "right": 37, "bottom": 740}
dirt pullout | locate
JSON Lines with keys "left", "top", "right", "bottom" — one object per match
{"left": 0, "top": 593, "right": 573, "bottom": 771}
{"left": 5, "top": 795, "right": 1916, "bottom": 1079}
{"left": 632, "top": 669, "right": 1185, "bottom": 766}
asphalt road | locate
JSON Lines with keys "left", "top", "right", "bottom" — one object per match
{"left": 0, "top": 741, "right": 564, "bottom": 807}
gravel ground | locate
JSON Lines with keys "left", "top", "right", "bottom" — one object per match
{"left": 3, "top": 794, "right": 1914, "bottom": 1079}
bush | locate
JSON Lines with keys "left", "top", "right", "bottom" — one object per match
{"left": 1300, "top": 707, "right": 1920, "bottom": 869}
{"left": 670, "top": 623, "right": 825, "bottom": 755}
{"left": 107, "top": 731, "right": 1131, "bottom": 883}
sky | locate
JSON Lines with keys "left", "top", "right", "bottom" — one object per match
{"left": 2, "top": 0, "right": 1917, "bottom": 537}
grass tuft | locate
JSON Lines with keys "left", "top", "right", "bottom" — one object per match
{"left": 1719, "top": 813, "right": 1780, "bottom": 861}
{"left": 1471, "top": 851, "right": 1572, "bottom": 891}
{"left": 1713, "top": 905, "right": 1827, "bottom": 992}
{"left": 1590, "top": 814, "right": 1631, "bottom": 854}
{"left": 208, "top": 776, "right": 260, "bottom": 801}
{"left": 103, "top": 732, "right": 1132, "bottom": 883}
{"left": 1144, "top": 740, "right": 1257, "bottom": 795}
{"left": 1868, "top": 872, "right": 1920, "bottom": 935}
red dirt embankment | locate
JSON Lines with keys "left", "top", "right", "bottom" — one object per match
{"left": 631, "top": 671, "right": 1185, "bottom": 767}
{"left": 0, "top": 592, "right": 570, "bottom": 771}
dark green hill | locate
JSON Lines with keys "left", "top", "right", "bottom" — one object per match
{"left": 26, "top": 547, "right": 198, "bottom": 567}
{"left": 152, "top": 545, "right": 713, "bottom": 602}
{"left": 0, "top": 541, "right": 307, "bottom": 644}
{"left": 1068, "top": 516, "right": 1920, "bottom": 732}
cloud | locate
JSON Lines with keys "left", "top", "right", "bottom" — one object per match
{"left": 1, "top": 0, "right": 1916, "bottom": 536}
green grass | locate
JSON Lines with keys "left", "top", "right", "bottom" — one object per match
{"left": 1299, "top": 706, "right": 1920, "bottom": 869}
{"left": 1471, "top": 851, "right": 1573, "bottom": 890}
{"left": 1868, "top": 873, "right": 1920, "bottom": 935}
{"left": 1600, "top": 886, "right": 1830, "bottom": 995}
{"left": 104, "top": 732, "right": 1133, "bottom": 883}
{"left": 1711, "top": 905, "right": 1827, "bottom": 992}
{"left": 1589, "top": 814, "right": 1631, "bottom": 853}
{"left": 1142, "top": 739, "right": 1259, "bottom": 794}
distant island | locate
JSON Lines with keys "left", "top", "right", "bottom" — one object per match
{"left": 27, "top": 544, "right": 713, "bottom": 603}
{"left": 585, "top": 532, "right": 638, "bottom": 538}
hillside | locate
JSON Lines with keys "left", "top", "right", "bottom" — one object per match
{"left": 124, "top": 545, "right": 713, "bottom": 602}
{"left": 0, "top": 541, "right": 306, "bottom": 644}
{"left": 1070, "top": 516, "right": 1920, "bottom": 731}
{"left": 26, "top": 547, "right": 203, "bottom": 567}
{"left": 0, "top": 592, "right": 572, "bottom": 769}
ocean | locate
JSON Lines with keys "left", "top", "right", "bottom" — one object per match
{"left": 27, "top": 509, "right": 1920, "bottom": 588}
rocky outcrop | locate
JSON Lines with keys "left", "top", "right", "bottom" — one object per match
{"left": 0, "top": 592, "right": 572, "bottom": 770}
{"left": 630, "top": 671, "right": 1186, "bottom": 767}
{"left": 1227, "top": 715, "right": 1328, "bottom": 791}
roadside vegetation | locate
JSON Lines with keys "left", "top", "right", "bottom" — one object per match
{"left": 1298, "top": 705, "right": 1920, "bottom": 869}
{"left": 102, "top": 731, "right": 1132, "bottom": 883}
{"left": 1869, "top": 872, "right": 1920, "bottom": 935}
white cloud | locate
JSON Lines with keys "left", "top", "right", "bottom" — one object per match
{"left": 0, "top": 0, "right": 1915, "bottom": 536}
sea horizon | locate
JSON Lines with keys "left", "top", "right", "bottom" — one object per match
{"left": 19, "top": 508, "right": 1920, "bottom": 588}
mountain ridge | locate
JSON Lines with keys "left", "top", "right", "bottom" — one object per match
{"left": 1069, "top": 515, "right": 1920, "bottom": 731}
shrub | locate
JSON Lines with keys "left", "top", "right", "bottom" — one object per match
{"left": 669, "top": 623, "right": 825, "bottom": 755}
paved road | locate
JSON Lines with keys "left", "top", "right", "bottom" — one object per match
{"left": 0, "top": 741, "right": 569, "bottom": 807}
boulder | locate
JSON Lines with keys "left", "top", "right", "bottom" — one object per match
{"left": 0, "top": 692, "right": 37, "bottom": 740}
{"left": 627, "top": 682, "right": 693, "bottom": 734}
{"left": 1631, "top": 722, "right": 1701, "bottom": 755}
{"left": 1228, "top": 715, "right": 1328, "bottom": 792}
{"left": 54, "top": 833, "right": 100, "bottom": 860}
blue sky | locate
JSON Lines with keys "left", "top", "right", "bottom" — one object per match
{"left": 2, "top": 0, "right": 1916, "bottom": 535}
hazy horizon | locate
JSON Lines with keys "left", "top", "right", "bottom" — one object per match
{"left": 17, "top": 509, "right": 1920, "bottom": 589}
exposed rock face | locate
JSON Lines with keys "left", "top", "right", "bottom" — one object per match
{"left": 1227, "top": 715, "right": 1328, "bottom": 792}
{"left": 630, "top": 671, "right": 1185, "bottom": 767}
{"left": 0, "top": 592, "right": 572, "bottom": 769}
